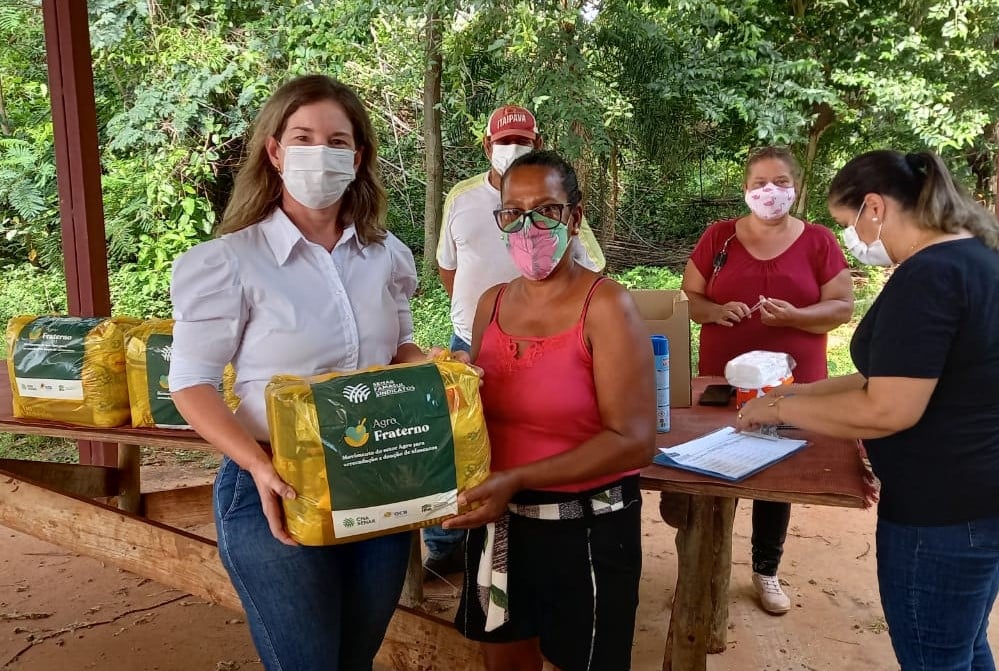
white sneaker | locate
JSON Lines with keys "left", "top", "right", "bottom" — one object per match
{"left": 752, "top": 573, "right": 791, "bottom": 614}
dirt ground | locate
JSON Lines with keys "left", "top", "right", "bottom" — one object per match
{"left": 2, "top": 460, "right": 996, "bottom": 671}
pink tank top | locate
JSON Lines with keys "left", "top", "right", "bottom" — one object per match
{"left": 476, "top": 278, "right": 638, "bottom": 493}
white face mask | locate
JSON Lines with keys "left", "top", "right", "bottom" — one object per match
{"left": 842, "top": 202, "right": 894, "bottom": 266}
{"left": 489, "top": 143, "right": 533, "bottom": 176}
{"left": 744, "top": 183, "right": 796, "bottom": 220}
{"left": 280, "top": 145, "right": 356, "bottom": 210}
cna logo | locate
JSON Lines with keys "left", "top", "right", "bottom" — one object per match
{"left": 343, "top": 383, "right": 371, "bottom": 403}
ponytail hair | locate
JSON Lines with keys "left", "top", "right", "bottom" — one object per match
{"left": 828, "top": 150, "right": 999, "bottom": 250}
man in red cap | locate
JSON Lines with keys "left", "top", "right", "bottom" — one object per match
{"left": 426, "top": 105, "right": 605, "bottom": 579}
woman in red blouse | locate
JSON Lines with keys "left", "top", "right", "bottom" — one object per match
{"left": 682, "top": 146, "right": 854, "bottom": 613}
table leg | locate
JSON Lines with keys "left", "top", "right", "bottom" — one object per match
{"left": 708, "top": 498, "right": 736, "bottom": 653}
{"left": 660, "top": 493, "right": 736, "bottom": 671}
{"left": 116, "top": 443, "right": 141, "bottom": 513}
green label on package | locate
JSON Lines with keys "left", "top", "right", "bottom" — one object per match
{"left": 145, "top": 334, "right": 187, "bottom": 427}
{"left": 12, "top": 317, "right": 103, "bottom": 400}
{"left": 311, "top": 364, "right": 458, "bottom": 538}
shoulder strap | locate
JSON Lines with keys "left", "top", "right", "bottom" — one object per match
{"left": 580, "top": 276, "right": 608, "bottom": 323}
{"left": 489, "top": 284, "right": 510, "bottom": 324}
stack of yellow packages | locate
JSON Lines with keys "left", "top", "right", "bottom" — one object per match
{"left": 124, "top": 319, "right": 239, "bottom": 428}
{"left": 266, "top": 356, "right": 490, "bottom": 545}
{"left": 6, "top": 315, "right": 140, "bottom": 427}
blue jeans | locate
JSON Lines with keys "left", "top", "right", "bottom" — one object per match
{"left": 877, "top": 515, "right": 999, "bottom": 671}
{"left": 423, "top": 522, "right": 465, "bottom": 559}
{"left": 449, "top": 333, "right": 471, "bottom": 354}
{"left": 214, "top": 457, "right": 410, "bottom": 671}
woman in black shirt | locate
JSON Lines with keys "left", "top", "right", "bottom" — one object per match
{"left": 737, "top": 150, "right": 999, "bottom": 671}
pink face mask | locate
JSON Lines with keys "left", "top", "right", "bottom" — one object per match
{"left": 503, "top": 217, "right": 571, "bottom": 281}
{"left": 744, "top": 183, "right": 796, "bottom": 220}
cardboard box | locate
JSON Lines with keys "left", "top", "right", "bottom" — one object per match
{"left": 629, "top": 290, "right": 692, "bottom": 408}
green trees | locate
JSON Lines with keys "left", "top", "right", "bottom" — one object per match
{"left": 0, "top": 0, "right": 995, "bottom": 308}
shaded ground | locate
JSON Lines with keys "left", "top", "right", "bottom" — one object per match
{"left": 3, "top": 459, "right": 995, "bottom": 670}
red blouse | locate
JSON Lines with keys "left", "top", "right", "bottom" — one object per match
{"left": 690, "top": 218, "right": 849, "bottom": 383}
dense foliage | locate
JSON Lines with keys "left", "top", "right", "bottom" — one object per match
{"left": 0, "top": 0, "right": 996, "bottom": 313}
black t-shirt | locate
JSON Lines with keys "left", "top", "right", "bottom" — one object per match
{"left": 851, "top": 237, "right": 999, "bottom": 526}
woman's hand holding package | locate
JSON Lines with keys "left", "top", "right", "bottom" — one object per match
{"left": 248, "top": 461, "right": 299, "bottom": 546}
{"left": 442, "top": 347, "right": 485, "bottom": 381}
{"left": 442, "top": 470, "right": 523, "bottom": 530}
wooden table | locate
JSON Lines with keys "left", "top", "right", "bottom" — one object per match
{"left": 639, "top": 378, "right": 868, "bottom": 671}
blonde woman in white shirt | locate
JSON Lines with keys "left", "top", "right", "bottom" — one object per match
{"left": 169, "top": 75, "right": 427, "bottom": 671}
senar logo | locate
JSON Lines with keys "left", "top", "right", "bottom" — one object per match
{"left": 344, "top": 417, "right": 370, "bottom": 447}
{"left": 342, "top": 383, "right": 371, "bottom": 403}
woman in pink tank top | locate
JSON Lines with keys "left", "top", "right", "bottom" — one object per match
{"left": 444, "top": 151, "right": 656, "bottom": 671}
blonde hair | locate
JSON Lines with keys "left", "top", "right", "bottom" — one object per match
{"left": 219, "top": 75, "right": 387, "bottom": 244}
{"left": 745, "top": 146, "right": 803, "bottom": 185}
{"left": 829, "top": 150, "right": 999, "bottom": 250}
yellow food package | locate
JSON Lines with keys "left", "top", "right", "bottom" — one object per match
{"left": 6, "top": 315, "right": 140, "bottom": 427}
{"left": 266, "top": 356, "right": 491, "bottom": 546}
{"left": 124, "top": 319, "right": 240, "bottom": 428}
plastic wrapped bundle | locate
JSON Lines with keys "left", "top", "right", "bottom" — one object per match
{"left": 266, "top": 356, "right": 491, "bottom": 546}
{"left": 724, "top": 350, "right": 796, "bottom": 409}
{"left": 124, "top": 319, "right": 240, "bottom": 428}
{"left": 6, "top": 315, "right": 140, "bottom": 427}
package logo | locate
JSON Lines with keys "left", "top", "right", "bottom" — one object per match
{"left": 343, "top": 418, "right": 370, "bottom": 448}
{"left": 343, "top": 383, "right": 371, "bottom": 403}
{"left": 158, "top": 375, "right": 170, "bottom": 389}
{"left": 150, "top": 344, "right": 173, "bottom": 362}
{"left": 28, "top": 327, "right": 43, "bottom": 340}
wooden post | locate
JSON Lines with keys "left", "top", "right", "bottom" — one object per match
{"left": 116, "top": 443, "right": 141, "bottom": 513}
{"left": 661, "top": 494, "right": 735, "bottom": 671}
{"left": 41, "top": 0, "right": 115, "bottom": 468}
{"left": 399, "top": 530, "right": 425, "bottom": 607}
{"left": 708, "top": 498, "right": 736, "bottom": 653}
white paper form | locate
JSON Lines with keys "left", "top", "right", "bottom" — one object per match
{"left": 655, "top": 426, "right": 808, "bottom": 481}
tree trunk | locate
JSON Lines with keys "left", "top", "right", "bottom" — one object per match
{"left": 608, "top": 140, "right": 619, "bottom": 243}
{"left": 993, "top": 121, "right": 999, "bottom": 218}
{"left": 422, "top": 2, "right": 444, "bottom": 277}
{"left": 571, "top": 119, "right": 591, "bottom": 205}
{"left": 795, "top": 102, "right": 835, "bottom": 217}
{"left": 965, "top": 139, "right": 992, "bottom": 206}
{"left": 596, "top": 152, "right": 608, "bottom": 236}
{"left": 0, "top": 73, "right": 10, "bottom": 135}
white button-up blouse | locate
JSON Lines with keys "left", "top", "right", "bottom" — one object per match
{"left": 168, "top": 208, "right": 418, "bottom": 441}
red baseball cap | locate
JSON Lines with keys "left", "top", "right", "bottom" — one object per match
{"left": 487, "top": 105, "right": 538, "bottom": 141}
